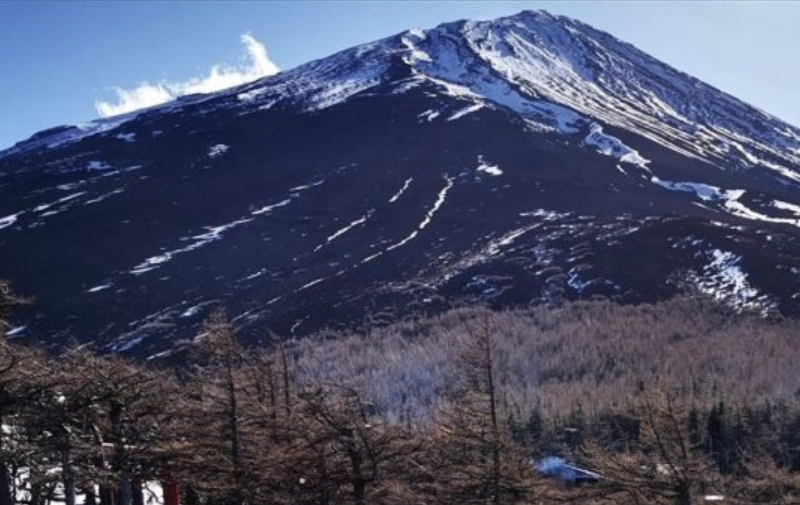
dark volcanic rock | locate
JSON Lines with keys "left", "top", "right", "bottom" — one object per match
{"left": 2, "top": 11, "right": 800, "bottom": 357}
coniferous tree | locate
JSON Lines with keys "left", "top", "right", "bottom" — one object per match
{"left": 0, "top": 278, "right": 39, "bottom": 505}
{"left": 178, "top": 310, "right": 261, "bottom": 505}
{"left": 584, "top": 388, "right": 720, "bottom": 505}
{"left": 290, "top": 384, "right": 420, "bottom": 505}
{"left": 433, "top": 312, "right": 534, "bottom": 505}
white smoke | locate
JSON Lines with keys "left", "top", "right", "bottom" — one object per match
{"left": 95, "top": 33, "right": 278, "bottom": 118}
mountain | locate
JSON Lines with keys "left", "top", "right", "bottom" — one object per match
{"left": 2, "top": 11, "right": 800, "bottom": 358}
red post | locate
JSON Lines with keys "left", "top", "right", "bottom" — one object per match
{"left": 163, "top": 481, "right": 180, "bottom": 505}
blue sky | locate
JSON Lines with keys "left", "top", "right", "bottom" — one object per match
{"left": 1, "top": 1, "right": 798, "bottom": 149}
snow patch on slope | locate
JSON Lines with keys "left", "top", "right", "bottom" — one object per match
{"left": 208, "top": 144, "right": 230, "bottom": 158}
{"left": 476, "top": 155, "right": 502, "bottom": 176}
{"left": 584, "top": 123, "right": 650, "bottom": 169}
{"left": 418, "top": 109, "right": 441, "bottom": 122}
{"left": 315, "top": 209, "right": 375, "bottom": 252}
{"left": 115, "top": 132, "right": 137, "bottom": 142}
{"left": 773, "top": 200, "right": 800, "bottom": 218}
{"left": 406, "top": 25, "right": 584, "bottom": 134}
{"left": 0, "top": 214, "right": 20, "bottom": 231}
{"left": 130, "top": 217, "right": 254, "bottom": 275}
{"left": 252, "top": 198, "right": 291, "bottom": 215}
{"left": 447, "top": 103, "right": 484, "bottom": 121}
{"left": 689, "top": 250, "right": 775, "bottom": 315}
{"left": 86, "top": 284, "right": 113, "bottom": 293}
{"left": 130, "top": 195, "right": 294, "bottom": 275}
{"left": 723, "top": 192, "right": 800, "bottom": 227}
{"left": 389, "top": 177, "right": 413, "bottom": 203}
{"left": 87, "top": 161, "right": 112, "bottom": 171}
{"left": 651, "top": 177, "right": 722, "bottom": 202}
{"left": 651, "top": 176, "right": 800, "bottom": 228}
{"left": 362, "top": 176, "right": 454, "bottom": 264}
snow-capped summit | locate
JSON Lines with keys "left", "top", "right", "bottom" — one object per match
{"left": 5, "top": 10, "right": 799, "bottom": 176}
{"left": 227, "top": 10, "right": 800, "bottom": 174}
{"left": 2, "top": 11, "right": 800, "bottom": 357}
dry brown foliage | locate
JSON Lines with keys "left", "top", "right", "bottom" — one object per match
{"left": 291, "top": 297, "right": 800, "bottom": 420}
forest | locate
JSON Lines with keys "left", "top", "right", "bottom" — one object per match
{"left": 2, "top": 278, "right": 800, "bottom": 505}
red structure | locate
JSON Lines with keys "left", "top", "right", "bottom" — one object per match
{"left": 163, "top": 481, "right": 181, "bottom": 505}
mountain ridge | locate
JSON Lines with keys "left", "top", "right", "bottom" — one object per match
{"left": 5, "top": 10, "right": 799, "bottom": 168}
{"left": 2, "top": 10, "right": 800, "bottom": 358}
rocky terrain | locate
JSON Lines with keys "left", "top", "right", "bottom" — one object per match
{"left": 2, "top": 11, "right": 800, "bottom": 358}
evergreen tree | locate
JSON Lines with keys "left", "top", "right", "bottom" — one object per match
{"left": 432, "top": 312, "right": 534, "bottom": 505}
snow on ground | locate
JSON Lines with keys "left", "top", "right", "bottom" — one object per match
{"left": 181, "top": 303, "right": 205, "bottom": 318}
{"left": 389, "top": 177, "right": 413, "bottom": 203}
{"left": 252, "top": 198, "right": 291, "bottom": 215}
{"left": 584, "top": 123, "right": 650, "bottom": 169}
{"left": 244, "top": 269, "right": 268, "bottom": 281}
{"left": 730, "top": 142, "right": 800, "bottom": 184}
{"left": 109, "top": 335, "right": 145, "bottom": 352}
{"left": 131, "top": 190, "right": 298, "bottom": 275}
{"left": 84, "top": 188, "right": 126, "bottom": 205}
{"left": 115, "top": 132, "right": 137, "bottom": 142}
{"left": 1, "top": 189, "right": 112, "bottom": 232}
{"left": 773, "top": 200, "right": 800, "bottom": 218}
{"left": 651, "top": 177, "right": 722, "bottom": 202}
{"left": 132, "top": 217, "right": 254, "bottom": 275}
{"left": 765, "top": 162, "right": 800, "bottom": 185}
{"left": 233, "top": 37, "right": 390, "bottom": 114}
{"left": 6, "top": 325, "right": 26, "bottom": 337}
{"left": 0, "top": 213, "right": 20, "bottom": 230}
{"left": 305, "top": 77, "right": 383, "bottom": 112}
{"left": 0, "top": 114, "right": 134, "bottom": 161}
{"left": 519, "top": 209, "right": 571, "bottom": 221}
{"left": 362, "top": 176, "right": 454, "bottom": 264}
{"left": 13, "top": 470, "right": 164, "bottom": 505}
{"left": 650, "top": 176, "right": 800, "bottom": 228}
{"left": 2, "top": 168, "right": 141, "bottom": 234}
{"left": 476, "top": 155, "right": 502, "bottom": 176}
{"left": 314, "top": 209, "right": 374, "bottom": 252}
{"left": 34, "top": 192, "right": 87, "bottom": 213}
{"left": 567, "top": 266, "right": 594, "bottom": 292}
{"left": 87, "top": 160, "right": 111, "bottom": 170}
{"left": 413, "top": 29, "right": 585, "bottom": 134}
{"left": 689, "top": 249, "right": 775, "bottom": 315}
{"left": 386, "top": 176, "right": 453, "bottom": 250}
{"left": 484, "top": 224, "right": 541, "bottom": 257}
{"left": 723, "top": 191, "right": 800, "bottom": 228}
{"left": 417, "top": 109, "right": 441, "bottom": 122}
{"left": 427, "top": 65, "right": 580, "bottom": 133}
{"left": 298, "top": 277, "right": 326, "bottom": 291}
{"left": 86, "top": 284, "right": 113, "bottom": 293}
{"left": 447, "top": 102, "right": 484, "bottom": 121}
{"left": 93, "top": 164, "right": 143, "bottom": 179}
{"left": 289, "top": 179, "right": 325, "bottom": 192}
{"left": 130, "top": 219, "right": 248, "bottom": 275}
{"left": 208, "top": 144, "right": 230, "bottom": 158}
{"left": 400, "top": 31, "right": 433, "bottom": 64}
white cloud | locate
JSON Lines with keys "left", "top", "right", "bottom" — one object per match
{"left": 95, "top": 83, "right": 173, "bottom": 118}
{"left": 95, "top": 33, "right": 278, "bottom": 118}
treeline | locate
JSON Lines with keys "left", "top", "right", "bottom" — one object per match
{"left": 293, "top": 297, "right": 800, "bottom": 419}
{"left": 3, "top": 289, "right": 800, "bottom": 503}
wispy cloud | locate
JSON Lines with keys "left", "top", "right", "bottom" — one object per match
{"left": 95, "top": 33, "right": 278, "bottom": 118}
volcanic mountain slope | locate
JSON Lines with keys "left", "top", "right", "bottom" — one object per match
{"left": 2, "top": 11, "right": 800, "bottom": 358}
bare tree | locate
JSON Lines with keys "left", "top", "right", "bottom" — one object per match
{"left": 583, "top": 388, "right": 721, "bottom": 505}
{"left": 0, "top": 279, "right": 42, "bottom": 505}
{"left": 293, "top": 384, "right": 420, "bottom": 505}
{"left": 726, "top": 453, "right": 800, "bottom": 504}
{"left": 0, "top": 341, "right": 41, "bottom": 505}
{"left": 433, "top": 311, "right": 533, "bottom": 505}
{"left": 178, "top": 309, "right": 261, "bottom": 505}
